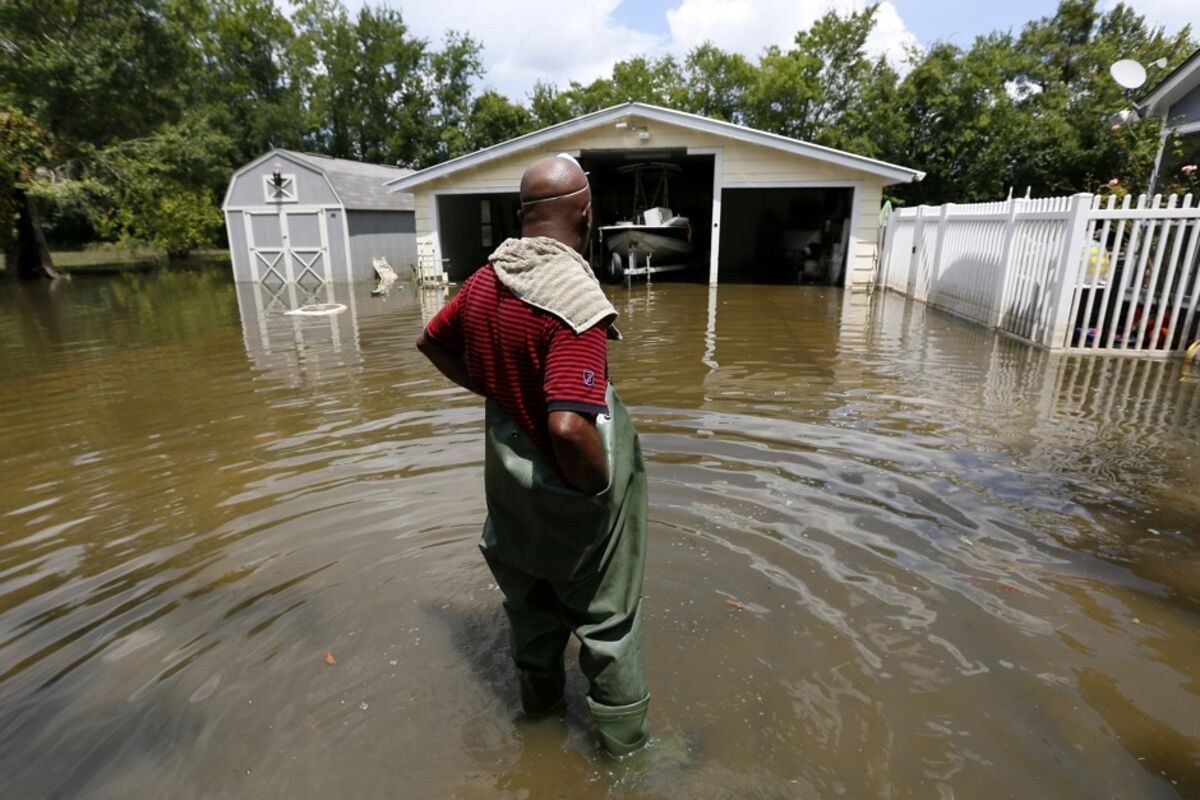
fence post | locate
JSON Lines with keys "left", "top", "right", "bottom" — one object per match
{"left": 879, "top": 214, "right": 895, "bottom": 292}
{"left": 1042, "top": 193, "right": 1093, "bottom": 349}
{"left": 907, "top": 206, "right": 925, "bottom": 296}
{"left": 993, "top": 197, "right": 1021, "bottom": 329}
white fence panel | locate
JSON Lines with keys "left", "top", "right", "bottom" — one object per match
{"left": 929, "top": 203, "right": 1010, "bottom": 326}
{"left": 881, "top": 212, "right": 916, "bottom": 293}
{"left": 878, "top": 191, "right": 1200, "bottom": 356}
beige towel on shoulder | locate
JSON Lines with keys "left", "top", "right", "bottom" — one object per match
{"left": 489, "top": 237, "right": 621, "bottom": 339}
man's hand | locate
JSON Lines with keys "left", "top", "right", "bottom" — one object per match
{"left": 548, "top": 410, "right": 607, "bottom": 494}
{"left": 417, "top": 333, "right": 482, "bottom": 395}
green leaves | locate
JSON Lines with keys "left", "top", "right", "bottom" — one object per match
{"left": 2, "top": 0, "right": 1196, "bottom": 261}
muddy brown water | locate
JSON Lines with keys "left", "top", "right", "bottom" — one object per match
{"left": 1, "top": 270, "right": 1198, "bottom": 799}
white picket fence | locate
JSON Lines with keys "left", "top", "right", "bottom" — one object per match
{"left": 880, "top": 193, "right": 1200, "bottom": 355}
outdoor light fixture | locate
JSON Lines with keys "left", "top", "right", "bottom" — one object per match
{"left": 615, "top": 118, "right": 651, "bottom": 140}
{"left": 272, "top": 161, "right": 284, "bottom": 189}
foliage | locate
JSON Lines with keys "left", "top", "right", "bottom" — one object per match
{"left": 0, "top": 105, "right": 51, "bottom": 252}
{"left": 468, "top": 91, "right": 534, "bottom": 152}
{"left": 1, "top": 0, "right": 1196, "bottom": 262}
{"left": 428, "top": 31, "right": 486, "bottom": 162}
{"left": 89, "top": 114, "right": 234, "bottom": 257}
{"left": 1155, "top": 130, "right": 1200, "bottom": 196}
{"left": 744, "top": 6, "right": 883, "bottom": 142}
{"left": 682, "top": 45, "right": 755, "bottom": 123}
{"left": 185, "top": 0, "right": 305, "bottom": 165}
{"left": 27, "top": 179, "right": 115, "bottom": 247}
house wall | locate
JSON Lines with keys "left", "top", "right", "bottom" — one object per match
{"left": 411, "top": 116, "right": 895, "bottom": 288}
{"left": 347, "top": 211, "right": 417, "bottom": 281}
{"left": 225, "top": 152, "right": 340, "bottom": 208}
{"left": 1168, "top": 83, "right": 1200, "bottom": 126}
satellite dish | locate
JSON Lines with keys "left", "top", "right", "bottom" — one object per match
{"left": 1110, "top": 59, "right": 1147, "bottom": 90}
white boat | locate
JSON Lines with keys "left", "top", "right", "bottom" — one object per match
{"left": 601, "top": 207, "right": 693, "bottom": 260}
{"left": 598, "top": 164, "right": 695, "bottom": 280}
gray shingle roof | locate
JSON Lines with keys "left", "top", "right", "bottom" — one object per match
{"left": 284, "top": 150, "right": 415, "bottom": 211}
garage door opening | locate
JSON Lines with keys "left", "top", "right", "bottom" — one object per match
{"left": 436, "top": 192, "right": 520, "bottom": 280}
{"left": 578, "top": 149, "right": 714, "bottom": 282}
{"left": 718, "top": 187, "right": 854, "bottom": 285}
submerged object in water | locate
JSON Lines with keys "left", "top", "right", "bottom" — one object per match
{"left": 284, "top": 303, "right": 347, "bottom": 316}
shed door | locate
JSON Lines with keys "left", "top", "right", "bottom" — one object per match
{"left": 243, "top": 209, "right": 332, "bottom": 287}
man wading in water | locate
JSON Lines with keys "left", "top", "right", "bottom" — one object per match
{"left": 417, "top": 154, "right": 650, "bottom": 757}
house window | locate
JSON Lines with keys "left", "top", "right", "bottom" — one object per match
{"left": 264, "top": 174, "right": 297, "bottom": 203}
{"left": 481, "top": 199, "right": 493, "bottom": 247}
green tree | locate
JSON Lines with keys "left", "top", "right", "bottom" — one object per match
{"left": 0, "top": 0, "right": 185, "bottom": 148}
{"left": 888, "top": 0, "right": 1195, "bottom": 204}
{"left": 0, "top": 105, "right": 56, "bottom": 278}
{"left": 681, "top": 44, "right": 755, "bottom": 121}
{"left": 558, "top": 55, "right": 686, "bottom": 117}
{"left": 468, "top": 91, "right": 534, "bottom": 152}
{"left": 186, "top": 0, "right": 304, "bottom": 164}
{"left": 745, "top": 6, "right": 887, "bottom": 142}
{"left": 427, "top": 31, "right": 485, "bottom": 162}
{"left": 90, "top": 113, "right": 234, "bottom": 257}
{"left": 0, "top": 0, "right": 190, "bottom": 274}
{"left": 529, "top": 82, "right": 575, "bottom": 128}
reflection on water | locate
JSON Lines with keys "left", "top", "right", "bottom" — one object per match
{"left": 0, "top": 272, "right": 1197, "bottom": 798}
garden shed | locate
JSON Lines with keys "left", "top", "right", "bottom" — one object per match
{"left": 386, "top": 102, "right": 924, "bottom": 288}
{"left": 223, "top": 149, "right": 416, "bottom": 284}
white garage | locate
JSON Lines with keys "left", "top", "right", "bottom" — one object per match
{"left": 385, "top": 102, "right": 923, "bottom": 289}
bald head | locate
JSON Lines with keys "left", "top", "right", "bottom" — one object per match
{"left": 520, "top": 155, "right": 588, "bottom": 203}
{"left": 518, "top": 155, "right": 592, "bottom": 253}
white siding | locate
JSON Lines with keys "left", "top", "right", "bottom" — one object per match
{"left": 411, "top": 115, "right": 895, "bottom": 288}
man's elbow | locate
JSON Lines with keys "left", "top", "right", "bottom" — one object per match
{"left": 548, "top": 412, "right": 589, "bottom": 446}
{"left": 548, "top": 411, "right": 608, "bottom": 494}
{"left": 416, "top": 333, "right": 435, "bottom": 358}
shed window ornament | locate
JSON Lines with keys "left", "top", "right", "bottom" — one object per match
{"left": 264, "top": 167, "right": 297, "bottom": 203}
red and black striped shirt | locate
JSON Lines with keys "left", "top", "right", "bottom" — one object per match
{"left": 425, "top": 265, "right": 609, "bottom": 459}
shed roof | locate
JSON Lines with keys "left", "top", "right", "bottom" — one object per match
{"left": 287, "top": 151, "right": 415, "bottom": 210}
{"left": 386, "top": 102, "right": 925, "bottom": 192}
{"left": 227, "top": 149, "right": 415, "bottom": 211}
{"left": 1140, "top": 47, "right": 1200, "bottom": 121}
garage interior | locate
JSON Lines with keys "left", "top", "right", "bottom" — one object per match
{"left": 577, "top": 149, "right": 713, "bottom": 280}
{"left": 437, "top": 192, "right": 521, "bottom": 280}
{"left": 434, "top": 159, "right": 853, "bottom": 287}
{"left": 718, "top": 187, "right": 854, "bottom": 285}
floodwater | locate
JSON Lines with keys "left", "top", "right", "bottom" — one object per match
{"left": 1, "top": 270, "right": 1198, "bottom": 799}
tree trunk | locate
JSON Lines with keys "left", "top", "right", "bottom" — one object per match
{"left": 2, "top": 239, "right": 16, "bottom": 282}
{"left": 13, "top": 187, "right": 59, "bottom": 280}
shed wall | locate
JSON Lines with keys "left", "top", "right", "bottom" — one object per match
{"left": 347, "top": 211, "right": 417, "bottom": 281}
{"left": 225, "top": 212, "right": 251, "bottom": 281}
{"left": 327, "top": 212, "right": 348, "bottom": 280}
{"left": 411, "top": 116, "right": 892, "bottom": 287}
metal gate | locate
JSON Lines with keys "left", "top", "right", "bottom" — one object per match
{"left": 243, "top": 208, "right": 332, "bottom": 287}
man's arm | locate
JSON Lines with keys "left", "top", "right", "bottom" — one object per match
{"left": 416, "top": 333, "right": 482, "bottom": 395}
{"left": 548, "top": 410, "right": 607, "bottom": 494}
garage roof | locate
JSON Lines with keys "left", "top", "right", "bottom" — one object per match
{"left": 229, "top": 149, "right": 416, "bottom": 211}
{"left": 385, "top": 102, "right": 925, "bottom": 192}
